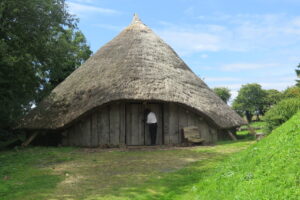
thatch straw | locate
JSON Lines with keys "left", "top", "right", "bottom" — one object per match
{"left": 19, "top": 14, "right": 246, "bottom": 130}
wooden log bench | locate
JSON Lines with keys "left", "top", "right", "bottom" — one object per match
{"left": 182, "top": 126, "right": 205, "bottom": 145}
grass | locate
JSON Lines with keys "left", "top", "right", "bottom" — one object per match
{"left": 0, "top": 147, "right": 74, "bottom": 200}
{"left": 0, "top": 140, "right": 253, "bottom": 200}
{"left": 176, "top": 111, "right": 300, "bottom": 200}
{"left": 236, "top": 121, "right": 267, "bottom": 137}
{"left": 2, "top": 113, "right": 297, "bottom": 200}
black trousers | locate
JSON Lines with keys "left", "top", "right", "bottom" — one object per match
{"left": 148, "top": 123, "right": 157, "bottom": 145}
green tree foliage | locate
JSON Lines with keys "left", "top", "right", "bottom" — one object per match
{"left": 36, "top": 28, "right": 92, "bottom": 101}
{"left": 264, "top": 89, "right": 283, "bottom": 111}
{"left": 213, "top": 87, "right": 231, "bottom": 104}
{"left": 296, "top": 63, "right": 300, "bottom": 87}
{"left": 232, "top": 83, "right": 267, "bottom": 122}
{"left": 0, "top": 0, "right": 92, "bottom": 130}
{"left": 282, "top": 86, "right": 300, "bottom": 99}
{"left": 264, "top": 98, "right": 300, "bottom": 133}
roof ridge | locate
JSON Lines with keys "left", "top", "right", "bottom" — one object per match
{"left": 131, "top": 13, "right": 142, "bottom": 24}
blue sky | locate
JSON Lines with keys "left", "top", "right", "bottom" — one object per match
{"left": 66, "top": 0, "right": 300, "bottom": 100}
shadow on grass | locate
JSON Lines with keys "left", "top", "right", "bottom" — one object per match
{"left": 88, "top": 151, "right": 232, "bottom": 200}
{"left": 0, "top": 147, "right": 74, "bottom": 200}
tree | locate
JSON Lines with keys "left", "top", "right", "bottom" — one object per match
{"left": 213, "top": 87, "right": 231, "bottom": 104}
{"left": 296, "top": 63, "right": 300, "bottom": 87}
{"left": 0, "top": 0, "right": 92, "bottom": 130}
{"left": 232, "top": 83, "right": 267, "bottom": 122}
{"left": 282, "top": 86, "right": 300, "bottom": 99}
{"left": 35, "top": 28, "right": 92, "bottom": 102}
{"left": 264, "top": 89, "right": 283, "bottom": 111}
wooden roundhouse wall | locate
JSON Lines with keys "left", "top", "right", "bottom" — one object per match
{"left": 61, "top": 102, "right": 219, "bottom": 147}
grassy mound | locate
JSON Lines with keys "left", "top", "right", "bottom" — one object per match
{"left": 180, "top": 112, "right": 300, "bottom": 200}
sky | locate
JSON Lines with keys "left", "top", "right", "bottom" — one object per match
{"left": 66, "top": 0, "right": 300, "bottom": 101}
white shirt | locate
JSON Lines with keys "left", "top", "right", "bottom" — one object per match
{"left": 146, "top": 112, "right": 157, "bottom": 124}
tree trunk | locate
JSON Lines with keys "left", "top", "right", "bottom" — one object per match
{"left": 245, "top": 111, "right": 252, "bottom": 123}
{"left": 256, "top": 114, "right": 260, "bottom": 121}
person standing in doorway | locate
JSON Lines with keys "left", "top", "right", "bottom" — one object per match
{"left": 145, "top": 109, "right": 157, "bottom": 145}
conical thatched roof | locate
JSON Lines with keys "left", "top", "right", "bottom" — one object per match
{"left": 19, "top": 14, "right": 246, "bottom": 130}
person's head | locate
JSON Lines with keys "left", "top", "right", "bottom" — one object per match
{"left": 145, "top": 108, "right": 151, "bottom": 115}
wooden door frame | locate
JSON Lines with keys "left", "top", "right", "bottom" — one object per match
{"left": 125, "top": 102, "right": 164, "bottom": 145}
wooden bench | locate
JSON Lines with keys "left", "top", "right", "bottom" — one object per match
{"left": 182, "top": 126, "right": 205, "bottom": 144}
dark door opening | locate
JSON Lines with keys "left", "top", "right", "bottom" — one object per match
{"left": 125, "top": 103, "right": 163, "bottom": 145}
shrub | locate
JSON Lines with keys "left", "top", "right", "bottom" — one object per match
{"left": 264, "top": 98, "right": 300, "bottom": 133}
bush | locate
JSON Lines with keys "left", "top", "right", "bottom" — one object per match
{"left": 264, "top": 98, "right": 300, "bottom": 133}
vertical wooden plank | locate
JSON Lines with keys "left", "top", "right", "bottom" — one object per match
{"left": 97, "top": 109, "right": 102, "bottom": 145}
{"left": 168, "top": 103, "right": 179, "bottom": 144}
{"left": 196, "top": 119, "right": 210, "bottom": 144}
{"left": 126, "top": 104, "right": 145, "bottom": 145}
{"left": 82, "top": 117, "right": 91, "bottom": 147}
{"left": 91, "top": 112, "right": 98, "bottom": 147}
{"left": 187, "top": 111, "right": 196, "bottom": 126}
{"left": 138, "top": 104, "right": 145, "bottom": 145}
{"left": 144, "top": 105, "right": 151, "bottom": 146}
{"left": 125, "top": 104, "right": 132, "bottom": 145}
{"left": 110, "top": 104, "right": 120, "bottom": 145}
{"left": 210, "top": 127, "right": 218, "bottom": 143}
{"left": 98, "top": 106, "right": 110, "bottom": 145}
{"left": 119, "top": 103, "right": 126, "bottom": 145}
{"left": 71, "top": 125, "right": 78, "bottom": 146}
{"left": 74, "top": 122, "right": 82, "bottom": 146}
{"left": 131, "top": 104, "right": 138, "bottom": 145}
{"left": 130, "top": 104, "right": 142, "bottom": 145}
{"left": 61, "top": 130, "right": 69, "bottom": 146}
{"left": 178, "top": 107, "right": 188, "bottom": 144}
{"left": 163, "top": 103, "right": 170, "bottom": 144}
{"left": 65, "top": 128, "right": 73, "bottom": 146}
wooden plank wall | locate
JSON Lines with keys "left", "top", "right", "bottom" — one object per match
{"left": 164, "top": 103, "right": 218, "bottom": 145}
{"left": 109, "top": 104, "right": 120, "bottom": 145}
{"left": 126, "top": 104, "right": 144, "bottom": 145}
{"left": 63, "top": 103, "right": 125, "bottom": 147}
{"left": 168, "top": 103, "right": 179, "bottom": 144}
{"left": 97, "top": 106, "right": 109, "bottom": 145}
{"left": 62, "top": 102, "right": 219, "bottom": 147}
{"left": 163, "top": 103, "right": 170, "bottom": 144}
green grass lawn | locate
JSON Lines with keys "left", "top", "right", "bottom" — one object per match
{"left": 236, "top": 121, "right": 267, "bottom": 136}
{"left": 0, "top": 140, "right": 253, "bottom": 200}
{"left": 177, "top": 111, "right": 300, "bottom": 200}
{"left": 2, "top": 111, "right": 297, "bottom": 200}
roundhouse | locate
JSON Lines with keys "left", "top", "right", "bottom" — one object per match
{"left": 19, "top": 15, "right": 246, "bottom": 147}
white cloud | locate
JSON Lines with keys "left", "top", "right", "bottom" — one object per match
{"left": 156, "top": 14, "right": 300, "bottom": 55}
{"left": 213, "top": 83, "right": 242, "bottom": 90}
{"left": 200, "top": 54, "right": 208, "bottom": 58}
{"left": 205, "top": 77, "right": 242, "bottom": 82}
{"left": 67, "top": 2, "right": 119, "bottom": 17}
{"left": 158, "top": 30, "right": 221, "bottom": 55}
{"left": 93, "top": 24, "right": 124, "bottom": 31}
{"left": 220, "top": 63, "right": 278, "bottom": 71}
{"left": 73, "top": 0, "right": 94, "bottom": 3}
{"left": 260, "top": 81, "right": 295, "bottom": 90}
{"left": 184, "top": 7, "right": 195, "bottom": 16}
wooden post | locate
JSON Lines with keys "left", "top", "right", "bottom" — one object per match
{"left": 247, "top": 124, "right": 256, "bottom": 136}
{"left": 22, "top": 132, "right": 39, "bottom": 147}
{"left": 227, "top": 130, "right": 237, "bottom": 141}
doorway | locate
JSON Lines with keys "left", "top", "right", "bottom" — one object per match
{"left": 125, "top": 103, "right": 163, "bottom": 145}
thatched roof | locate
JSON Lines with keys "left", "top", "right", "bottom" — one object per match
{"left": 19, "top": 14, "right": 246, "bottom": 130}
